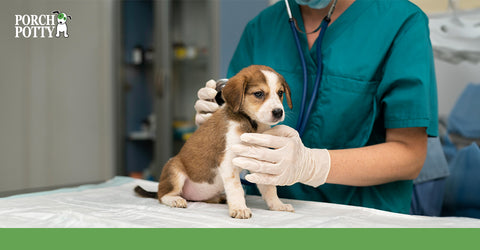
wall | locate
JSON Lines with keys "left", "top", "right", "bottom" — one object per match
{"left": 219, "top": 0, "right": 269, "bottom": 78}
{"left": 411, "top": 0, "right": 480, "bottom": 116}
{"left": 0, "top": 0, "right": 115, "bottom": 193}
{"left": 410, "top": 0, "right": 480, "bottom": 13}
{"left": 434, "top": 52, "right": 480, "bottom": 117}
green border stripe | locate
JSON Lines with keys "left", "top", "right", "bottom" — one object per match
{"left": 2, "top": 229, "right": 479, "bottom": 249}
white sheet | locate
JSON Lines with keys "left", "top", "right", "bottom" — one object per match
{"left": 1, "top": 177, "right": 479, "bottom": 228}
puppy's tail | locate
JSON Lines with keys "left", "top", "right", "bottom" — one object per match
{"left": 134, "top": 185, "right": 158, "bottom": 199}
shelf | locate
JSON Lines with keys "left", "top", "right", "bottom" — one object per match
{"left": 128, "top": 130, "right": 155, "bottom": 141}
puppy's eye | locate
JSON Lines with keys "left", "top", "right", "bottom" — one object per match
{"left": 277, "top": 90, "right": 284, "bottom": 97}
{"left": 253, "top": 91, "right": 264, "bottom": 99}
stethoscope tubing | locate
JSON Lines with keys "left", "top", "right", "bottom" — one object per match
{"left": 297, "top": 18, "right": 329, "bottom": 137}
{"left": 286, "top": 0, "right": 335, "bottom": 137}
{"left": 290, "top": 19, "right": 309, "bottom": 134}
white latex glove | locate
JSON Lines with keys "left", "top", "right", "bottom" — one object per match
{"left": 194, "top": 79, "right": 220, "bottom": 126}
{"left": 231, "top": 125, "right": 331, "bottom": 187}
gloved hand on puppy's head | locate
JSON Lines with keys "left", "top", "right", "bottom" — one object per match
{"left": 194, "top": 80, "right": 219, "bottom": 126}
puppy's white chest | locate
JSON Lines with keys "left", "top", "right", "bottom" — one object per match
{"left": 226, "top": 121, "right": 243, "bottom": 145}
{"left": 57, "top": 23, "right": 67, "bottom": 31}
{"left": 218, "top": 121, "right": 244, "bottom": 173}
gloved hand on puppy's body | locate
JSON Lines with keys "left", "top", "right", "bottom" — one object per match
{"left": 231, "top": 125, "right": 331, "bottom": 187}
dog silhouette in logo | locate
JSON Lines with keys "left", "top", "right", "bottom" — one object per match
{"left": 52, "top": 11, "right": 71, "bottom": 38}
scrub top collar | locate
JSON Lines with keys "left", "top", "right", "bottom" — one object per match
{"left": 287, "top": 0, "right": 376, "bottom": 55}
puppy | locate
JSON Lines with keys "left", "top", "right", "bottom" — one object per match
{"left": 134, "top": 65, "right": 294, "bottom": 219}
{"left": 52, "top": 11, "right": 71, "bottom": 38}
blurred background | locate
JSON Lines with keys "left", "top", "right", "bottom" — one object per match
{"left": 1, "top": 0, "right": 479, "bottom": 217}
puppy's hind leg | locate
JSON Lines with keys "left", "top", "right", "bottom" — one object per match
{"left": 257, "top": 184, "right": 294, "bottom": 212}
{"left": 157, "top": 157, "right": 188, "bottom": 208}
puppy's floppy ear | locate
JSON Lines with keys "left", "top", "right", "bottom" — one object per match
{"left": 280, "top": 75, "right": 293, "bottom": 109}
{"left": 222, "top": 74, "right": 247, "bottom": 113}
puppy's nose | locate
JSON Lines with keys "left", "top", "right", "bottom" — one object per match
{"left": 272, "top": 109, "right": 283, "bottom": 119}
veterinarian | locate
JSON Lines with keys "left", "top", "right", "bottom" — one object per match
{"left": 195, "top": 0, "right": 440, "bottom": 214}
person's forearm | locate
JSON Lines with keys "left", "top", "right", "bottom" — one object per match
{"left": 325, "top": 128, "right": 427, "bottom": 187}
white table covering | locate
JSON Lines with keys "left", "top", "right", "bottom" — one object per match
{"left": 1, "top": 177, "right": 479, "bottom": 228}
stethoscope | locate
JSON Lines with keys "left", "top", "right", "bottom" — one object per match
{"left": 285, "top": 0, "right": 338, "bottom": 137}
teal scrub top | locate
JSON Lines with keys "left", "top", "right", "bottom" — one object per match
{"left": 227, "top": 0, "right": 438, "bottom": 214}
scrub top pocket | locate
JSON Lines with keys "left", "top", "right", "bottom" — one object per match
{"left": 302, "top": 75, "right": 379, "bottom": 149}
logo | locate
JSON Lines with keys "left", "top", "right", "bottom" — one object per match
{"left": 15, "top": 11, "right": 71, "bottom": 38}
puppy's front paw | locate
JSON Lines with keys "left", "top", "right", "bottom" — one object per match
{"left": 270, "top": 203, "right": 294, "bottom": 213}
{"left": 229, "top": 207, "right": 252, "bottom": 219}
{"left": 161, "top": 196, "right": 187, "bottom": 208}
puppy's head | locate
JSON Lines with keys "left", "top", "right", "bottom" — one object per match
{"left": 222, "top": 65, "right": 292, "bottom": 125}
{"left": 52, "top": 11, "right": 71, "bottom": 24}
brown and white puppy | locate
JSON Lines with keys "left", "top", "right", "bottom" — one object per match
{"left": 134, "top": 65, "right": 294, "bottom": 219}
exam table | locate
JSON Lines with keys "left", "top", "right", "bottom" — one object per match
{"left": 1, "top": 177, "right": 479, "bottom": 228}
